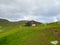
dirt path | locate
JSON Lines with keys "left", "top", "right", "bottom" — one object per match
{"left": 49, "top": 27, "right": 60, "bottom": 41}
{"left": 53, "top": 31, "right": 60, "bottom": 41}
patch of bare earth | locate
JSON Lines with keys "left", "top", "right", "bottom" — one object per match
{"left": 49, "top": 27, "right": 60, "bottom": 41}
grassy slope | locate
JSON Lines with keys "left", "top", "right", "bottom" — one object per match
{"left": 0, "top": 21, "right": 60, "bottom": 45}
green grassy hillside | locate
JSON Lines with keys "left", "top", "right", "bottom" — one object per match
{"left": 0, "top": 19, "right": 60, "bottom": 45}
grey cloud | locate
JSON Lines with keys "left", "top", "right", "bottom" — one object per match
{"left": 0, "top": 0, "right": 60, "bottom": 22}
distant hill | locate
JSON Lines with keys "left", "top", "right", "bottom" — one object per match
{"left": 0, "top": 19, "right": 9, "bottom": 22}
{"left": 0, "top": 19, "right": 42, "bottom": 26}
{"left": 0, "top": 19, "right": 10, "bottom": 26}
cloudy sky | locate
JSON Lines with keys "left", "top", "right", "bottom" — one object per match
{"left": 0, "top": 0, "right": 60, "bottom": 23}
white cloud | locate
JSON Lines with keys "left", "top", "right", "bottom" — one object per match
{"left": 0, "top": 0, "right": 60, "bottom": 23}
